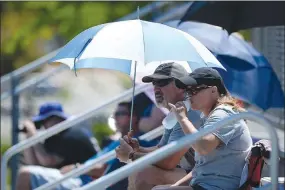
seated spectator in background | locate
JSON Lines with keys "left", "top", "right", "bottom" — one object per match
{"left": 16, "top": 101, "right": 156, "bottom": 190}
{"left": 101, "top": 93, "right": 164, "bottom": 148}
{"left": 153, "top": 67, "right": 252, "bottom": 190}
{"left": 134, "top": 92, "right": 165, "bottom": 133}
{"left": 21, "top": 102, "right": 98, "bottom": 169}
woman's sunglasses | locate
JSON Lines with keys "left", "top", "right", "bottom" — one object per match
{"left": 152, "top": 79, "right": 173, "bottom": 87}
{"left": 186, "top": 85, "right": 212, "bottom": 96}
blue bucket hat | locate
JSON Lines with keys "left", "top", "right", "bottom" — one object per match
{"left": 32, "top": 102, "right": 69, "bottom": 123}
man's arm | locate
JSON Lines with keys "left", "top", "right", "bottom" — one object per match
{"left": 172, "top": 171, "right": 193, "bottom": 186}
{"left": 125, "top": 125, "right": 189, "bottom": 170}
{"left": 138, "top": 146, "right": 158, "bottom": 153}
{"left": 132, "top": 147, "right": 189, "bottom": 170}
{"left": 124, "top": 136, "right": 159, "bottom": 154}
{"left": 152, "top": 122, "right": 191, "bottom": 170}
{"left": 134, "top": 124, "right": 189, "bottom": 170}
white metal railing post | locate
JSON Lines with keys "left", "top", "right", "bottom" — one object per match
{"left": 78, "top": 112, "right": 279, "bottom": 190}
{"left": 34, "top": 126, "right": 164, "bottom": 190}
{"left": 1, "top": 65, "right": 66, "bottom": 101}
{"left": 0, "top": 49, "right": 60, "bottom": 85}
{"left": 1, "top": 84, "right": 151, "bottom": 190}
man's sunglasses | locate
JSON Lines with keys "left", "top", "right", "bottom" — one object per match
{"left": 152, "top": 79, "right": 173, "bottom": 87}
{"left": 186, "top": 85, "right": 212, "bottom": 96}
{"left": 114, "top": 111, "right": 129, "bottom": 117}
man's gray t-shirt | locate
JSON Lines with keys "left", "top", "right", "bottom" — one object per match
{"left": 191, "top": 105, "right": 252, "bottom": 190}
{"left": 158, "top": 109, "right": 202, "bottom": 170}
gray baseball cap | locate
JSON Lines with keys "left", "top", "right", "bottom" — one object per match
{"left": 142, "top": 62, "right": 188, "bottom": 83}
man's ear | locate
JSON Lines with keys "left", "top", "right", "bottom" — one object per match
{"left": 212, "top": 86, "right": 218, "bottom": 93}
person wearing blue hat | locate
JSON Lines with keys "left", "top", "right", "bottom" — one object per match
{"left": 16, "top": 101, "right": 157, "bottom": 190}
{"left": 17, "top": 102, "right": 98, "bottom": 190}
{"left": 31, "top": 102, "right": 69, "bottom": 128}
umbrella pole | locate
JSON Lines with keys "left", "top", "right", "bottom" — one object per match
{"left": 128, "top": 61, "right": 138, "bottom": 137}
{"left": 128, "top": 7, "right": 140, "bottom": 138}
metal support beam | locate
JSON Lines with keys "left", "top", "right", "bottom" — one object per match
{"left": 1, "top": 49, "right": 60, "bottom": 85}
{"left": 10, "top": 75, "right": 20, "bottom": 190}
{"left": 1, "top": 65, "right": 66, "bottom": 101}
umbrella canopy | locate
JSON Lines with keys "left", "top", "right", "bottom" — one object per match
{"left": 50, "top": 19, "right": 225, "bottom": 75}
{"left": 165, "top": 20, "right": 270, "bottom": 71}
{"left": 216, "top": 66, "right": 284, "bottom": 110}
{"left": 164, "top": 20, "right": 284, "bottom": 109}
{"left": 180, "top": 1, "right": 285, "bottom": 33}
{"left": 50, "top": 19, "right": 226, "bottom": 133}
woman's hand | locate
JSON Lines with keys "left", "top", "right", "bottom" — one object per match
{"left": 168, "top": 101, "right": 188, "bottom": 122}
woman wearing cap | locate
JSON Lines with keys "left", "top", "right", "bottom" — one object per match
{"left": 153, "top": 67, "right": 252, "bottom": 190}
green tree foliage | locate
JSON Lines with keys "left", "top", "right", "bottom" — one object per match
{"left": 91, "top": 122, "right": 115, "bottom": 147}
{"left": 0, "top": 2, "right": 149, "bottom": 75}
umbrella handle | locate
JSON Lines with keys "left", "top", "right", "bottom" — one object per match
{"left": 128, "top": 130, "right": 134, "bottom": 138}
{"left": 129, "top": 61, "right": 137, "bottom": 132}
{"left": 128, "top": 130, "right": 138, "bottom": 149}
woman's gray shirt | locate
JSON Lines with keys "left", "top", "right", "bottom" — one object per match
{"left": 191, "top": 105, "right": 252, "bottom": 190}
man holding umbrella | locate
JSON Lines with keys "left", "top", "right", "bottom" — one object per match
{"left": 116, "top": 62, "right": 202, "bottom": 190}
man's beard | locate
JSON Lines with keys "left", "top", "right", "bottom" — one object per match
{"left": 155, "top": 91, "right": 168, "bottom": 108}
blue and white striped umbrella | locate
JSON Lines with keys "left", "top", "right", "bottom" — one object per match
{"left": 50, "top": 19, "right": 225, "bottom": 76}
{"left": 165, "top": 20, "right": 269, "bottom": 71}
{"left": 164, "top": 20, "right": 284, "bottom": 109}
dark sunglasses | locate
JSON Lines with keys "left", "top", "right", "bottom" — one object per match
{"left": 114, "top": 111, "right": 129, "bottom": 117}
{"left": 152, "top": 79, "right": 173, "bottom": 87}
{"left": 186, "top": 85, "right": 212, "bottom": 96}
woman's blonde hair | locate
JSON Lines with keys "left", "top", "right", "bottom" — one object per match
{"left": 216, "top": 90, "right": 246, "bottom": 112}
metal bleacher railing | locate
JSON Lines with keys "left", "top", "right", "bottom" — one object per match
{"left": 0, "top": 2, "right": 192, "bottom": 190}
{"left": 1, "top": 83, "right": 150, "bottom": 190}
{"left": 1, "top": 1, "right": 283, "bottom": 190}
{"left": 78, "top": 112, "right": 280, "bottom": 190}
{"left": 34, "top": 126, "right": 164, "bottom": 190}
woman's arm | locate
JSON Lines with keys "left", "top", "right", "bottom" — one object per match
{"left": 179, "top": 118, "right": 221, "bottom": 155}
{"left": 169, "top": 102, "right": 221, "bottom": 155}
